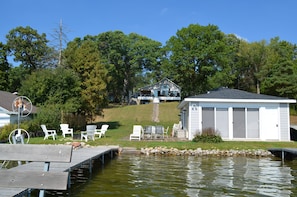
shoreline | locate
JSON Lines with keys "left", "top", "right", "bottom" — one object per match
{"left": 119, "top": 146, "right": 273, "bottom": 157}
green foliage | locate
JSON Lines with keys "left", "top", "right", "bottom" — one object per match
{"left": 33, "top": 104, "right": 62, "bottom": 130}
{"left": 6, "top": 26, "right": 52, "bottom": 71}
{"left": 192, "top": 128, "right": 223, "bottom": 143}
{"left": 0, "top": 124, "right": 17, "bottom": 141}
{"left": 0, "top": 42, "right": 10, "bottom": 91}
{"left": 0, "top": 122, "right": 32, "bottom": 141}
{"left": 64, "top": 39, "right": 109, "bottom": 118}
{"left": 19, "top": 67, "right": 82, "bottom": 111}
{"left": 163, "top": 24, "right": 237, "bottom": 97}
{"left": 259, "top": 38, "right": 297, "bottom": 98}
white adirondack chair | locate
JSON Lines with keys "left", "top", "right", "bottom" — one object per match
{"left": 60, "top": 124, "right": 73, "bottom": 138}
{"left": 95, "top": 124, "right": 109, "bottom": 138}
{"left": 81, "top": 125, "right": 97, "bottom": 142}
{"left": 41, "top": 125, "right": 57, "bottom": 140}
{"left": 129, "top": 125, "right": 143, "bottom": 141}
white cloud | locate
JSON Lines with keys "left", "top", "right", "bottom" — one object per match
{"left": 234, "top": 34, "right": 248, "bottom": 42}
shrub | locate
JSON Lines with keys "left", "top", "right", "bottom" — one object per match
{"left": 192, "top": 127, "right": 223, "bottom": 143}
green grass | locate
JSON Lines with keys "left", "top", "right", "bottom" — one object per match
{"left": 28, "top": 102, "right": 297, "bottom": 150}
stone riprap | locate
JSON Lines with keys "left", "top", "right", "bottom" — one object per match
{"left": 140, "top": 147, "right": 272, "bottom": 157}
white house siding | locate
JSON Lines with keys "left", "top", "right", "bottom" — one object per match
{"left": 279, "top": 103, "right": 290, "bottom": 141}
{"left": 0, "top": 113, "right": 10, "bottom": 127}
{"left": 186, "top": 102, "right": 290, "bottom": 141}
{"left": 189, "top": 102, "right": 200, "bottom": 139}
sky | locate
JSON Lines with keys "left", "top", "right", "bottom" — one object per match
{"left": 1, "top": 0, "right": 297, "bottom": 48}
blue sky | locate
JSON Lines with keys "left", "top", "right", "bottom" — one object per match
{"left": 1, "top": 0, "right": 297, "bottom": 46}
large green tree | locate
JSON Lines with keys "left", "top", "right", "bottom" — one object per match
{"left": 259, "top": 37, "right": 297, "bottom": 98}
{"left": 95, "top": 31, "right": 162, "bottom": 103}
{"left": 6, "top": 26, "right": 54, "bottom": 72}
{"left": 64, "top": 39, "right": 109, "bottom": 119}
{"left": 19, "top": 67, "right": 82, "bottom": 111}
{"left": 0, "top": 42, "right": 10, "bottom": 91}
{"left": 236, "top": 40, "right": 268, "bottom": 93}
{"left": 163, "top": 24, "right": 236, "bottom": 97}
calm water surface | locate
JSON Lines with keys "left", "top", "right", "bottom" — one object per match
{"left": 48, "top": 155, "right": 297, "bottom": 197}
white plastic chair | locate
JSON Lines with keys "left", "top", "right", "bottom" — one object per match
{"left": 129, "top": 125, "right": 143, "bottom": 141}
{"left": 60, "top": 124, "right": 74, "bottom": 138}
{"left": 81, "top": 125, "right": 97, "bottom": 142}
{"left": 163, "top": 126, "right": 169, "bottom": 138}
{"left": 95, "top": 124, "right": 109, "bottom": 138}
{"left": 40, "top": 125, "right": 57, "bottom": 140}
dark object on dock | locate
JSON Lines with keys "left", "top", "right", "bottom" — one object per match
{"left": 290, "top": 127, "right": 297, "bottom": 141}
{"left": 268, "top": 148, "right": 297, "bottom": 161}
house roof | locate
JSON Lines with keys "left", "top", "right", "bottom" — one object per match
{"left": 178, "top": 87, "right": 296, "bottom": 108}
{"left": 0, "top": 91, "right": 37, "bottom": 114}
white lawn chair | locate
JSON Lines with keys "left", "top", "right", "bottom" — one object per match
{"left": 95, "top": 124, "right": 109, "bottom": 138}
{"left": 41, "top": 124, "right": 57, "bottom": 140}
{"left": 81, "top": 125, "right": 97, "bottom": 142}
{"left": 129, "top": 125, "right": 143, "bottom": 141}
{"left": 60, "top": 124, "right": 74, "bottom": 138}
{"left": 163, "top": 126, "right": 169, "bottom": 138}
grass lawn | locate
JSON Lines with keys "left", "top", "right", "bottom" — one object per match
{"left": 29, "top": 102, "right": 297, "bottom": 150}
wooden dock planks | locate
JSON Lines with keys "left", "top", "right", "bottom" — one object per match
{"left": 0, "top": 145, "right": 119, "bottom": 196}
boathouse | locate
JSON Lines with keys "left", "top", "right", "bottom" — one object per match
{"left": 178, "top": 87, "right": 296, "bottom": 141}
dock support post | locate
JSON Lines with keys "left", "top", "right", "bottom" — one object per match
{"left": 67, "top": 171, "right": 71, "bottom": 188}
{"left": 89, "top": 159, "right": 93, "bottom": 174}
{"left": 282, "top": 149, "right": 285, "bottom": 164}
{"left": 101, "top": 154, "right": 105, "bottom": 164}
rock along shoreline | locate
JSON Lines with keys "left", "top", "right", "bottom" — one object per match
{"left": 135, "top": 147, "right": 273, "bottom": 157}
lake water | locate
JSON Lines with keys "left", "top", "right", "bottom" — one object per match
{"left": 47, "top": 154, "right": 297, "bottom": 197}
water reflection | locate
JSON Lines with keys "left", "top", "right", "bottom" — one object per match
{"left": 54, "top": 155, "right": 297, "bottom": 197}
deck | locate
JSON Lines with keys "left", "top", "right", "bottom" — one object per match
{"left": 0, "top": 145, "right": 119, "bottom": 197}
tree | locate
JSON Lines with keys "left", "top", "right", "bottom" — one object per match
{"left": 6, "top": 26, "right": 53, "bottom": 72}
{"left": 236, "top": 40, "right": 268, "bottom": 93}
{"left": 19, "top": 67, "right": 82, "bottom": 112}
{"left": 0, "top": 42, "right": 10, "bottom": 91}
{"left": 95, "top": 31, "right": 162, "bottom": 103}
{"left": 259, "top": 37, "right": 297, "bottom": 98}
{"left": 163, "top": 24, "right": 236, "bottom": 97}
{"left": 64, "top": 39, "right": 109, "bottom": 119}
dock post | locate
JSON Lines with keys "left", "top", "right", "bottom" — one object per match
{"left": 282, "top": 149, "right": 285, "bottom": 164}
{"left": 89, "top": 159, "right": 93, "bottom": 174}
{"left": 101, "top": 154, "right": 105, "bottom": 164}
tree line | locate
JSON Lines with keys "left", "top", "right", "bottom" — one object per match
{"left": 0, "top": 24, "right": 296, "bottom": 126}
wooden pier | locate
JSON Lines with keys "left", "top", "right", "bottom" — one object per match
{"left": 268, "top": 148, "right": 297, "bottom": 161}
{"left": 0, "top": 145, "right": 119, "bottom": 197}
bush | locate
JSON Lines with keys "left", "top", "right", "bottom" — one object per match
{"left": 192, "top": 127, "right": 223, "bottom": 143}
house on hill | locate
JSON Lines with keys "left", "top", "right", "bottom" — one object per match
{"left": 0, "top": 91, "right": 37, "bottom": 127}
{"left": 136, "top": 78, "right": 181, "bottom": 104}
{"left": 177, "top": 87, "right": 296, "bottom": 141}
